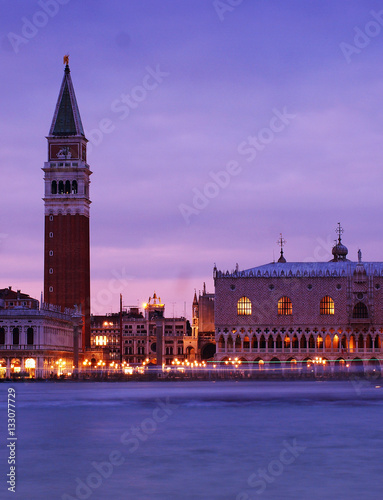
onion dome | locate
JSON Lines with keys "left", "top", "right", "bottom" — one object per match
{"left": 331, "top": 223, "right": 349, "bottom": 262}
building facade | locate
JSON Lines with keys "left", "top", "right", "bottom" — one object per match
{"left": 214, "top": 232, "right": 382, "bottom": 375}
{"left": 43, "top": 60, "right": 91, "bottom": 349}
{"left": 0, "top": 294, "right": 77, "bottom": 378}
{"left": 184, "top": 284, "right": 216, "bottom": 361}
{"left": 91, "top": 293, "right": 187, "bottom": 365}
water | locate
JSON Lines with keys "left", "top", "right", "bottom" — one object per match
{"left": 0, "top": 380, "right": 382, "bottom": 500}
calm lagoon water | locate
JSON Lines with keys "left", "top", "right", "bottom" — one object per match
{"left": 0, "top": 380, "right": 382, "bottom": 500}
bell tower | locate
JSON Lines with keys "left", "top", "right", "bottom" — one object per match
{"left": 43, "top": 58, "right": 91, "bottom": 350}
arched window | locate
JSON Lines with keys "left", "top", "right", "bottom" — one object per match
{"left": 268, "top": 335, "right": 274, "bottom": 350}
{"left": 51, "top": 181, "right": 57, "bottom": 194}
{"left": 72, "top": 180, "right": 78, "bottom": 194}
{"left": 252, "top": 336, "right": 258, "bottom": 349}
{"left": 237, "top": 297, "right": 252, "bottom": 315}
{"left": 308, "top": 334, "right": 315, "bottom": 349}
{"left": 12, "top": 328, "right": 19, "bottom": 345}
{"left": 278, "top": 297, "right": 292, "bottom": 315}
{"left": 260, "top": 335, "right": 266, "bottom": 349}
{"left": 218, "top": 335, "right": 225, "bottom": 349}
{"left": 58, "top": 180, "right": 64, "bottom": 194}
{"left": 27, "top": 327, "right": 34, "bottom": 345}
{"left": 65, "top": 180, "right": 71, "bottom": 194}
{"left": 320, "top": 296, "right": 334, "bottom": 315}
{"left": 0, "top": 328, "right": 5, "bottom": 344}
{"left": 358, "top": 334, "right": 364, "bottom": 349}
{"left": 244, "top": 335, "right": 250, "bottom": 349}
{"left": 284, "top": 335, "right": 290, "bottom": 349}
{"left": 300, "top": 335, "right": 307, "bottom": 349}
{"left": 353, "top": 302, "right": 368, "bottom": 319}
{"left": 292, "top": 334, "right": 299, "bottom": 349}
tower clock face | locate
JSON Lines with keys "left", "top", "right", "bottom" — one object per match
{"left": 50, "top": 144, "right": 79, "bottom": 160}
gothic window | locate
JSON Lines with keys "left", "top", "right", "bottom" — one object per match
{"left": 12, "top": 328, "right": 19, "bottom": 345}
{"left": 58, "top": 181, "right": 64, "bottom": 194}
{"left": 65, "top": 180, "right": 71, "bottom": 194}
{"left": 27, "top": 327, "right": 34, "bottom": 345}
{"left": 308, "top": 334, "right": 315, "bottom": 349}
{"left": 72, "top": 180, "right": 78, "bottom": 194}
{"left": 237, "top": 297, "right": 252, "bottom": 315}
{"left": 320, "top": 296, "right": 334, "bottom": 315}
{"left": 51, "top": 181, "right": 57, "bottom": 194}
{"left": 268, "top": 335, "right": 274, "bottom": 349}
{"left": 353, "top": 302, "right": 369, "bottom": 319}
{"left": 284, "top": 335, "right": 290, "bottom": 349}
{"left": 0, "top": 328, "right": 5, "bottom": 344}
{"left": 276, "top": 334, "right": 283, "bottom": 349}
{"left": 278, "top": 296, "right": 292, "bottom": 315}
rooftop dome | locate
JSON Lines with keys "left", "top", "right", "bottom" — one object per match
{"left": 330, "top": 223, "right": 349, "bottom": 262}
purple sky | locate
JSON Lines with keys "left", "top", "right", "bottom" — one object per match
{"left": 1, "top": 0, "right": 383, "bottom": 318}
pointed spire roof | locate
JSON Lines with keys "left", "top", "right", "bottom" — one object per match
{"left": 49, "top": 63, "right": 85, "bottom": 137}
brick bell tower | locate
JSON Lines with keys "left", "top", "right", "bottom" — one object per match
{"left": 43, "top": 57, "right": 91, "bottom": 350}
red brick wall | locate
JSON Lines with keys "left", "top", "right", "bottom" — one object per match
{"left": 44, "top": 214, "right": 90, "bottom": 349}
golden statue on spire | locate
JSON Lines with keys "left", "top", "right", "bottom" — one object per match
{"left": 63, "top": 54, "right": 69, "bottom": 65}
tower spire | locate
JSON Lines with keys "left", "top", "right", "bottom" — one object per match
{"left": 49, "top": 57, "right": 85, "bottom": 137}
{"left": 277, "top": 233, "right": 287, "bottom": 263}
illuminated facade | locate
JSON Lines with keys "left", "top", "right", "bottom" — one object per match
{"left": 0, "top": 292, "right": 77, "bottom": 378}
{"left": 214, "top": 229, "right": 382, "bottom": 375}
{"left": 90, "top": 293, "right": 187, "bottom": 365}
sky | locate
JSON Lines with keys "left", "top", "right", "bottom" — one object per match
{"left": 1, "top": 0, "right": 383, "bottom": 318}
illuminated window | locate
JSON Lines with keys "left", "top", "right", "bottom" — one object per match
{"left": 237, "top": 297, "right": 252, "bottom": 315}
{"left": 278, "top": 297, "right": 292, "bottom": 315}
{"left": 353, "top": 302, "right": 368, "bottom": 319}
{"left": 95, "top": 336, "right": 107, "bottom": 346}
{"left": 320, "top": 296, "right": 334, "bottom": 315}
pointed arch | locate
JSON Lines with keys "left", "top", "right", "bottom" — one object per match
{"left": 268, "top": 335, "right": 274, "bottom": 350}
{"left": 300, "top": 335, "right": 307, "bottom": 349}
